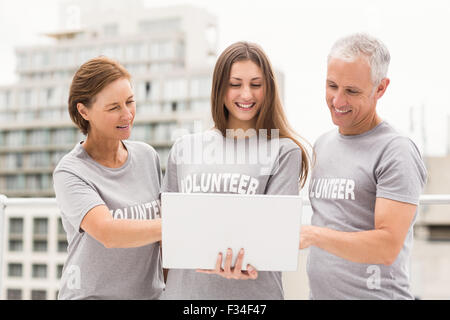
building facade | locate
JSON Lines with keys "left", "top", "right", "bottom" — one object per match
{"left": 1, "top": 199, "right": 63, "bottom": 300}
{"left": 0, "top": 1, "right": 216, "bottom": 197}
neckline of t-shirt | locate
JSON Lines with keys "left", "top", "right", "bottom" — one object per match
{"left": 206, "top": 128, "right": 287, "bottom": 142}
{"left": 77, "top": 140, "right": 132, "bottom": 172}
{"left": 337, "top": 121, "right": 387, "bottom": 140}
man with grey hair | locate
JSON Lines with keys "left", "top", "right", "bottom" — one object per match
{"left": 300, "top": 33, "right": 427, "bottom": 299}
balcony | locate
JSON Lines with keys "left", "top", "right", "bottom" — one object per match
{"left": 0, "top": 194, "right": 449, "bottom": 300}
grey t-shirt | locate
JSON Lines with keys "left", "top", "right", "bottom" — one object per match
{"left": 53, "top": 140, "right": 164, "bottom": 300}
{"left": 161, "top": 130, "right": 302, "bottom": 300}
{"left": 307, "top": 121, "right": 427, "bottom": 300}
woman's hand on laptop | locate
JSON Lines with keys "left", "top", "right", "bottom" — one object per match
{"left": 196, "top": 248, "right": 258, "bottom": 280}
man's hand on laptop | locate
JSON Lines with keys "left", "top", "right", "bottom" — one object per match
{"left": 196, "top": 248, "right": 258, "bottom": 280}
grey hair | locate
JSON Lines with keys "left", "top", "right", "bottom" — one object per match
{"left": 327, "top": 33, "right": 390, "bottom": 86}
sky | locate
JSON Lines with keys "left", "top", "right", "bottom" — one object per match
{"left": 0, "top": 0, "right": 449, "bottom": 156}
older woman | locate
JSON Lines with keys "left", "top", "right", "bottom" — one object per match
{"left": 53, "top": 56, "right": 164, "bottom": 299}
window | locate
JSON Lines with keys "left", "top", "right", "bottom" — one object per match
{"left": 57, "top": 264, "right": 64, "bottom": 279}
{"left": 78, "top": 47, "right": 96, "bottom": 64}
{"left": 7, "top": 289, "right": 22, "bottom": 300}
{"left": 52, "top": 128, "right": 74, "bottom": 145}
{"left": 16, "top": 110, "right": 37, "bottom": 121}
{"left": 159, "top": 41, "right": 175, "bottom": 59}
{"left": 26, "top": 152, "right": 50, "bottom": 168}
{"left": 129, "top": 125, "right": 148, "bottom": 142}
{"left": 191, "top": 100, "right": 209, "bottom": 112}
{"left": 136, "top": 80, "right": 160, "bottom": 101}
{"left": 103, "top": 24, "right": 118, "bottom": 37}
{"left": 145, "top": 82, "right": 151, "bottom": 98}
{"left": 125, "top": 43, "right": 145, "bottom": 61}
{"left": 190, "top": 77, "right": 212, "bottom": 98}
{"left": 0, "top": 90, "right": 11, "bottom": 110}
{"left": 28, "top": 129, "right": 50, "bottom": 146}
{"left": 138, "top": 18, "right": 180, "bottom": 34}
{"left": 33, "top": 240, "right": 48, "bottom": 252}
{"left": 46, "top": 86, "right": 61, "bottom": 107}
{"left": 8, "top": 263, "right": 23, "bottom": 277}
{"left": 3, "top": 153, "right": 23, "bottom": 170}
{"left": 6, "top": 175, "right": 25, "bottom": 191}
{"left": 58, "top": 240, "right": 68, "bottom": 253}
{"left": 33, "top": 218, "right": 48, "bottom": 235}
{"left": 32, "top": 264, "right": 47, "bottom": 279}
{"left": 9, "top": 240, "right": 23, "bottom": 252}
{"left": 0, "top": 111, "right": 15, "bottom": 123}
{"left": 56, "top": 49, "right": 74, "bottom": 67}
{"left": 6, "top": 131, "right": 25, "bottom": 146}
{"left": 31, "top": 290, "right": 47, "bottom": 300}
{"left": 163, "top": 79, "right": 187, "bottom": 100}
{"left": 101, "top": 45, "right": 122, "bottom": 61}
{"left": 40, "top": 109, "right": 61, "bottom": 121}
{"left": 9, "top": 218, "right": 23, "bottom": 234}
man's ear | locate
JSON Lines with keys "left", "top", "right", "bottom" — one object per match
{"left": 77, "top": 103, "right": 90, "bottom": 121}
{"left": 375, "top": 78, "right": 390, "bottom": 100}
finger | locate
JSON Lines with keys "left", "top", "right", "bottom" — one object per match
{"left": 224, "top": 248, "right": 233, "bottom": 274}
{"left": 215, "top": 252, "right": 223, "bottom": 272}
{"left": 196, "top": 269, "right": 214, "bottom": 274}
{"left": 247, "top": 264, "right": 258, "bottom": 280}
{"left": 233, "top": 248, "right": 244, "bottom": 274}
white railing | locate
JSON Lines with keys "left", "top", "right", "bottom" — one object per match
{"left": 2, "top": 194, "right": 450, "bottom": 206}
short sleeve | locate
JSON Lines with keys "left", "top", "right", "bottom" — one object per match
{"left": 375, "top": 137, "right": 427, "bottom": 205}
{"left": 265, "top": 148, "right": 302, "bottom": 195}
{"left": 53, "top": 169, "right": 106, "bottom": 233}
{"left": 161, "top": 143, "right": 179, "bottom": 193}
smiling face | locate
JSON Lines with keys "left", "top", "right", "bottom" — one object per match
{"left": 223, "top": 60, "right": 264, "bottom": 131}
{"left": 77, "top": 77, "right": 136, "bottom": 141}
{"left": 326, "top": 55, "right": 389, "bottom": 135}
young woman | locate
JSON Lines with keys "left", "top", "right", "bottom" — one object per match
{"left": 161, "top": 41, "right": 310, "bottom": 299}
{"left": 53, "top": 57, "right": 164, "bottom": 299}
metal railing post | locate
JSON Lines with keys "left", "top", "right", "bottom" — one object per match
{"left": 0, "top": 194, "right": 8, "bottom": 300}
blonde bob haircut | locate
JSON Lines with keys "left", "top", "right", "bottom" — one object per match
{"left": 210, "top": 41, "right": 311, "bottom": 188}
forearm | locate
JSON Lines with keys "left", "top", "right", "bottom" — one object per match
{"left": 305, "top": 226, "right": 398, "bottom": 265}
{"left": 103, "top": 218, "right": 162, "bottom": 248}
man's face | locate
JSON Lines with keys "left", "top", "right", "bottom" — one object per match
{"left": 326, "top": 55, "right": 387, "bottom": 135}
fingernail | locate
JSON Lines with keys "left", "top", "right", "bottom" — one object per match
{"left": 239, "top": 248, "right": 244, "bottom": 255}
{"left": 247, "top": 265, "right": 254, "bottom": 272}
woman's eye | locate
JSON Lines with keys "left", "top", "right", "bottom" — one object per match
{"left": 230, "top": 83, "right": 240, "bottom": 87}
{"left": 109, "top": 106, "right": 119, "bottom": 111}
{"left": 251, "top": 84, "right": 262, "bottom": 88}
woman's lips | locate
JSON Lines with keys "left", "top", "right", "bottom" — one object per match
{"left": 235, "top": 102, "right": 255, "bottom": 110}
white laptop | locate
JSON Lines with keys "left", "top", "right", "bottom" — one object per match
{"left": 161, "top": 192, "right": 302, "bottom": 272}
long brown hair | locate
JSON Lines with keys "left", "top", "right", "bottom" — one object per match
{"left": 211, "top": 41, "right": 311, "bottom": 188}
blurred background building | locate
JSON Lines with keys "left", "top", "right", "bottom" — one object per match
{"left": 0, "top": 0, "right": 216, "bottom": 198}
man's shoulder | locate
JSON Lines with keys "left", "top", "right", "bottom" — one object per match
{"left": 373, "top": 122, "right": 420, "bottom": 153}
{"left": 314, "top": 128, "right": 338, "bottom": 147}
